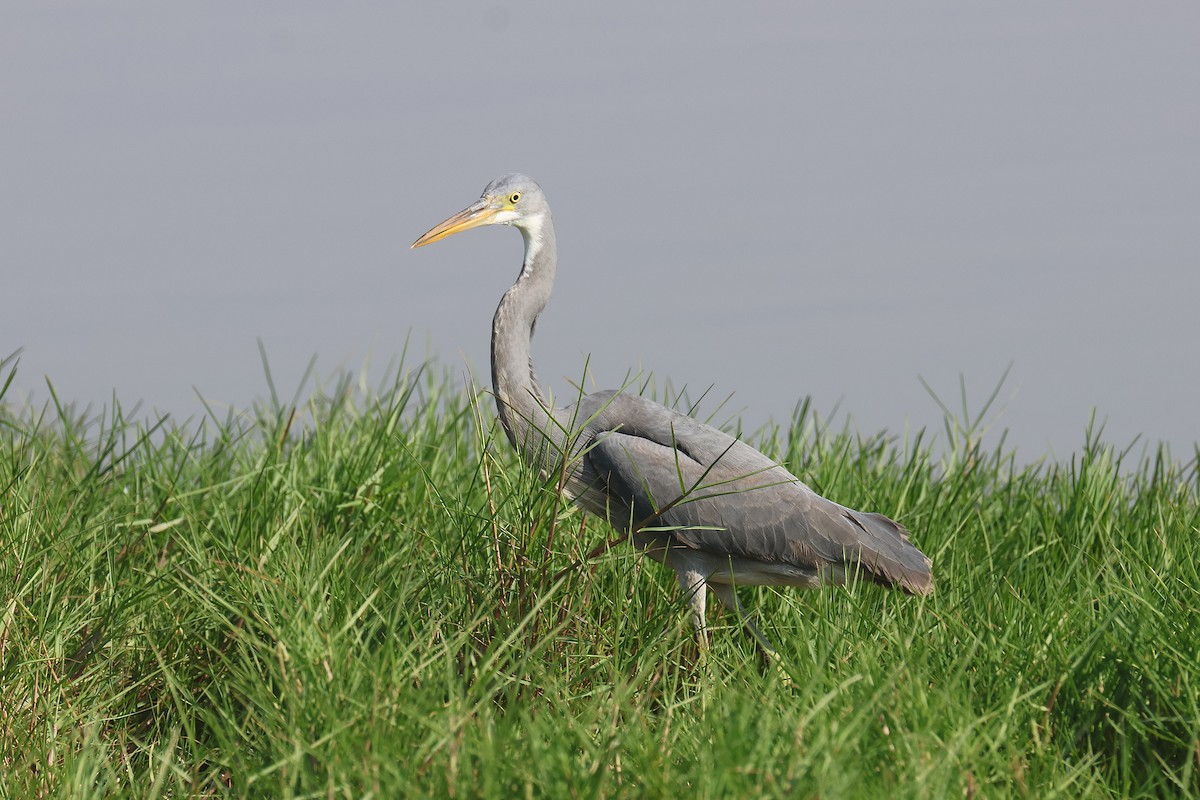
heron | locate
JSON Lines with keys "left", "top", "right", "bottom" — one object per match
{"left": 412, "top": 173, "right": 932, "bottom": 657}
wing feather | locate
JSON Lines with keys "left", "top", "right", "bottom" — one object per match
{"left": 573, "top": 392, "right": 932, "bottom": 594}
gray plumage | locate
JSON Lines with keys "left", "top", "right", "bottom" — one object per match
{"left": 413, "top": 173, "right": 932, "bottom": 655}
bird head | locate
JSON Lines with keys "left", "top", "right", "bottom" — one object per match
{"left": 411, "top": 174, "right": 549, "bottom": 250}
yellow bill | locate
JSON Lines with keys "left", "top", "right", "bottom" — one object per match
{"left": 411, "top": 200, "right": 498, "bottom": 248}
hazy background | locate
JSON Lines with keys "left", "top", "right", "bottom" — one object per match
{"left": 3, "top": 2, "right": 1198, "bottom": 461}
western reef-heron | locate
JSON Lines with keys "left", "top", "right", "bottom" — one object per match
{"left": 412, "top": 174, "right": 932, "bottom": 656}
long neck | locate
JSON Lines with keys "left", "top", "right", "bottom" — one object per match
{"left": 490, "top": 213, "right": 559, "bottom": 462}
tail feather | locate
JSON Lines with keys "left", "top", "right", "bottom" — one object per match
{"left": 847, "top": 511, "right": 934, "bottom": 595}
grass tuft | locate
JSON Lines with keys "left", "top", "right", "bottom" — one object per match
{"left": 2, "top": 352, "right": 1197, "bottom": 797}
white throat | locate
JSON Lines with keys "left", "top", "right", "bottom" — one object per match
{"left": 518, "top": 213, "right": 547, "bottom": 267}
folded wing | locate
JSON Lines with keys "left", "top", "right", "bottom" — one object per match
{"left": 572, "top": 392, "right": 932, "bottom": 594}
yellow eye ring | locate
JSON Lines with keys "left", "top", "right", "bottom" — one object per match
{"left": 509, "top": 192, "right": 522, "bottom": 204}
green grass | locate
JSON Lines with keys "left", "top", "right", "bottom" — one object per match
{"left": 2, "top": 352, "right": 1198, "bottom": 798}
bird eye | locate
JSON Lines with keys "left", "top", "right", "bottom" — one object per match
{"left": 509, "top": 192, "right": 521, "bottom": 204}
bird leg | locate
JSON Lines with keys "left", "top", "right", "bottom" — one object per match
{"left": 709, "top": 584, "right": 792, "bottom": 685}
{"left": 707, "top": 583, "right": 780, "bottom": 663}
{"left": 669, "top": 552, "right": 778, "bottom": 661}
{"left": 673, "top": 566, "right": 710, "bottom": 649}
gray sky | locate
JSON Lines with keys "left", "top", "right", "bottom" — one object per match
{"left": 3, "top": 2, "right": 1198, "bottom": 461}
